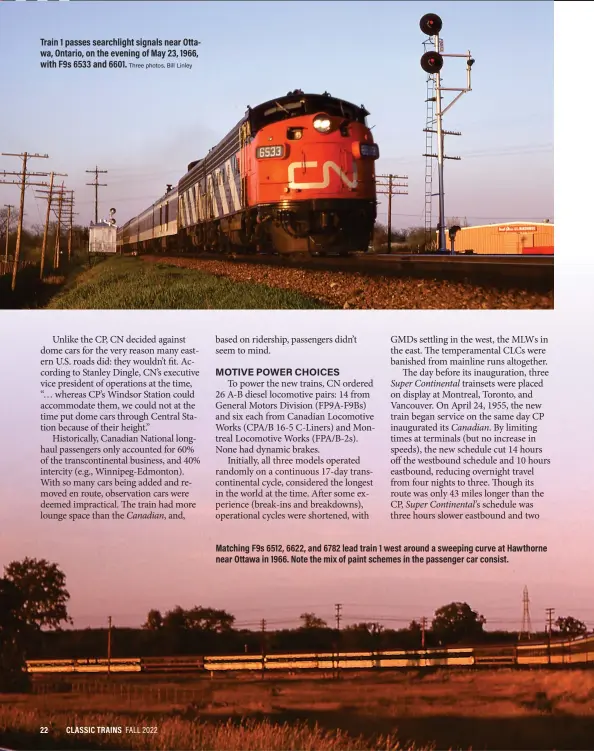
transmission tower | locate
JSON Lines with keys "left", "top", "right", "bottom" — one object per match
{"left": 519, "top": 585, "right": 532, "bottom": 640}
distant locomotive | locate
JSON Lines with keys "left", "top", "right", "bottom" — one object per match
{"left": 116, "top": 91, "right": 379, "bottom": 256}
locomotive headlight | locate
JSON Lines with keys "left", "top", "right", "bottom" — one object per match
{"left": 313, "top": 116, "right": 332, "bottom": 133}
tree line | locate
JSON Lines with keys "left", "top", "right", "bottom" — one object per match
{"left": 0, "top": 558, "right": 588, "bottom": 690}
{"left": 371, "top": 218, "right": 469, "bottom": 252}
{"left": 0, "top": 207, "right": 89, "bottom": 267}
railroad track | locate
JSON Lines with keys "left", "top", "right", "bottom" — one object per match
{"left": 142, "top": 250, "right": 553, "bottom": 289}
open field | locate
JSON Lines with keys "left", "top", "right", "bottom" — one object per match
{"left": 2, "top": 669, "right": 593, "bottom": 750}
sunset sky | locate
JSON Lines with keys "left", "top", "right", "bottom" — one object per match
{"left": 0, "top": 2, "right": 591, "bottom": 637}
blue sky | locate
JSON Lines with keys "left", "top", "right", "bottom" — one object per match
{"left": 0, "top": 1, "right": 553, "bottom": 229}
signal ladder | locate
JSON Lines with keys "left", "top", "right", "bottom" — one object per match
{"left": 423, "top": 55, "right": 436, "bottom": 251}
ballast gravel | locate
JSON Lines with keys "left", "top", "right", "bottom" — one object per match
{"left": 141, "top": 255, "right": 553, "bottom": 310}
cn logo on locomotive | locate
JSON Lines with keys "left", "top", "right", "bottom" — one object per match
{"left": 287, "top": 160, "right": 358, "bottom": 190}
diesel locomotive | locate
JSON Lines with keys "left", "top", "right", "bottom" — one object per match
{"left": 116, "top": 91, "right": 379, "bottom": 256}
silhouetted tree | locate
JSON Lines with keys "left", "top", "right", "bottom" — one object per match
{"left": 299, "top": 612, "right": 328, "bottom": 629}
{"left": 0, "top": 578, "right": 31, "bottom": 692}
{"left": 185, "top": 606, "right": 235, "bottom": 632}
{"left": 407, "top": 619, "right": 423, "bottom": 642}
{"left": 143, "top": 609, "right": 164, "bottom": 630}
{"left": 159, "top": 606, "right": 235, "bottom": 632}
{"left": 162, "top": 606, "right": 187, "bottom": 630}
{"left": 4, "top": 558, "right": 71, "bottom": 631}
{"left": 555, "top": 616, "right": 587, "bottom": 638}
{"left": 347, "top": 622, "right": 383, "bottom": 635}
{"left": 432, "top": 602, "right": 486, "bottom": 645}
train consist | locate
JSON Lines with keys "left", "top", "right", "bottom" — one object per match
{"left": 116, "top": 91, "right": 379, "bottom": 257}
{"left": 26, "top": 634, "right": 594, "bottom": 675}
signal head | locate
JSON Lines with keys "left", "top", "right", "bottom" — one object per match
{"left": 420, "top": 13, "right": 442, "bottom": 36}
{"left": 420, "top": 50, "right": 444, "bottom": 74}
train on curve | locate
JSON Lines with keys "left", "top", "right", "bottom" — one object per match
{"left": 116, "top": 91, "right": 379, "bottom": 257}
{"left": 26, "top": 634, "right": 594, "bottom": 675}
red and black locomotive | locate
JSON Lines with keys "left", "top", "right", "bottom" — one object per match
{"left": 117, "top": 91, "right": 379, "bottom": 256}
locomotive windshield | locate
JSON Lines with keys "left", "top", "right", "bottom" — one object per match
{"left": 250, "top": 93, "right": 369, "bottom": 133}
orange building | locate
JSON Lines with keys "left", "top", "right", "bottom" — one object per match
{"left": 449, "top": 222, "right": 554, "bottom": 255}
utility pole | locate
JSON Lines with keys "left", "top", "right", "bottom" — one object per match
{"left": 260, "top": 618, "right": 266, "bottom": 681}
{"left": 520, "top": 586, "right": 533, "bottom": 641}
{"left": 0, "top": 152, "right": 49, "bottom": 290}
{"left": 545, "top": 608, "right": 555, "bottom": 665}
{"left": 421, "top": 616, "right": 427, "bottom": 649}
{"left": 334, "top": 604, "right": 343, "bottom": 679}
{"left": 56, "top": 189, "right": 75, "bottom": 266}
{"left": 86, "top": 166, "right": 108, "bottom": 224}
{"left": 66, "top": 190, "right": 76, "bottom": 261}
{"left": 107, "top": 616, "right": 112, "bottom": 676}
{"left": 3, "top": 204, "right": 14, "bottom": 264}
{"left": 335, "top": 603, "right": 342, "bottom": 631}
{"left": 388, "top": 174, "right": 393, "bottom": 253}
{"left": 40, "top": 173, "right": 54, "bottom": 279}
{"left": 420, "top": 14, "right": 474, "bottom": 253}
{"left": 53, "top": 183, "right": 66, "bottom": 269}
{"left": 376, "top": 174, "right": 408, "bottom": 253}
{"left": 36, "top": 172, "right": 67, "bottom": 279}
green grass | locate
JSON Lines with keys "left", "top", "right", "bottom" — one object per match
{"left": 45, "top": 256, "right": 330, "bottom": 310}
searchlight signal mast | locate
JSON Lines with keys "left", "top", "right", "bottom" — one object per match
{"left": 420, "top": 13, "right": 474, "bottom": 254}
